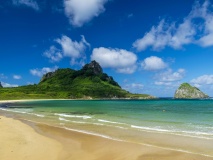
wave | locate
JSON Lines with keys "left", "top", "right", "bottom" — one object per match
{"left": 131, "top": 125, "right": 213, "bottom": 139}
{"left": 58, "top": 117, "right": 127, "bottom": 129}
{"left": 55, "top": 113, "right": 91, "bottom": 119}
{"left": 0, "top": 108, "right": 45, "bottom": 117}
{"left": 64, "top": 127, "right": 123, "bottom": 142}
{"left": 131, "top": 125, "right": 169, "bottom": 132}
{"left": 98, "top": 119, "right": 125, "bottom": 125}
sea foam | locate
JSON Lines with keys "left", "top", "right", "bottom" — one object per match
{"left": 55, "top": 113, "right": 91, "bottom": 119}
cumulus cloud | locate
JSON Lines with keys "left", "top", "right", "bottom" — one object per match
{"left": 56, "top": 35, "right": 89, "bottom": 65}
{"left": 155, "top": 69, "right": 185, "bottom": 86}
{"left": 133, "top": 1, "right": 213, "bottom": 51}
{"left": 64, "top": 0, "right": 108, "bottom": 27}
{"left": 141, "top": 56, "right": 167, "bottom": 71}
{"left": 191, "top": 75, "right": 213, "bottom": 87}
{"left": 12, "top": 0, "right": 39, "bottom": 10}
{"left": 30, "top": 66, "right": 58, "bottom": 77}
{"left": 1, "top": 82, "right": 18, "bottom": 88}
{"left": 44, "top": 35, "right": 89, "bottom": 66}
{"left": 91, "top": 47, "right": 137, "bottom": 74}
{"left": 13, "top": 75, "right": 22, "bottom": 80}
{"left": 43, "top": 46, "right": 63, "bottom": 62}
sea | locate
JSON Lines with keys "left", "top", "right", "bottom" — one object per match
{"left": 1, "top": 99, "right": 213, "bottom": 157}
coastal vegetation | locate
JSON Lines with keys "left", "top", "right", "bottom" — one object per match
{"left": 0, "top": 61, "right": 154, "bottom": 100}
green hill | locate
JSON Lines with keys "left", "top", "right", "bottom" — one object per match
{"left": 0, "top": 61, "right": 155, "bottom": 100}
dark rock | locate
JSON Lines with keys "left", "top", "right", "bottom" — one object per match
{"left": 40, "top": 72, "right": 55, "bottom": 82}
{"left": 82, "top": 60, "right": 103, "bottom": 75}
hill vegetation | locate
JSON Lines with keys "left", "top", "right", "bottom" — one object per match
{"left": 0, "top": 61, "right": 154, "bottom": 100}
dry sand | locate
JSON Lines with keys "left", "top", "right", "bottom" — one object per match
{"left": 0, "top": 116, "right": 213, "bottom": 160}
{"left": 0, "top": 116, "right": 63, "bottom": 160}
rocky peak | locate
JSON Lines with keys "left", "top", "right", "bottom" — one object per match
{"left": 0, "top": 82, "right": 3, "bottom": 88}
{"left": 82, "top": 60, "right": 103, "bottom": 75}
{"left": 40, "top": 72, "right": 55, "bottom": 83}
{"left": 174, "top": 83, "right": 209, "bottom": 99}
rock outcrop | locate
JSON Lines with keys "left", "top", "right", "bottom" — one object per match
{"left": 82, "top": 60, "right": 103, "bottom": 75}
{"left": 174, "top": 83, "right": 209, "bottom": 99}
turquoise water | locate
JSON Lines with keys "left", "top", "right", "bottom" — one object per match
{"left": 1, "top": 99, "right": 213, "bottom": 156}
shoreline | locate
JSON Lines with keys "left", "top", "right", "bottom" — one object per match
{"left": 0, "top": 115, "right": 213, "bottom": 160}
{"left": 0, "top": 99, "right": 69, "bottom": 104}
{"left": 0, "top": 97, "right": 158, "bottom": 104}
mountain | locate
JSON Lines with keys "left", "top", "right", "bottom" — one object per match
{"left": 0, "top": 61, "right": 155, "bottom": 100}
{"left": 174, "top": 83, "right": 209, "bottom": 99}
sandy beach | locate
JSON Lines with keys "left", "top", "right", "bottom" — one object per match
{"left": 0, "top": 114, "right": 213, "bottom": 160}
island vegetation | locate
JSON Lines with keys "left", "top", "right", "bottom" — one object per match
{"left": 0, "top": 61, "right": 154, "bottom": 100}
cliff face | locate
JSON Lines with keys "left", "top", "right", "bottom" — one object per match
{"left": 174, "top": 83, "right": 209, "bottom": 99}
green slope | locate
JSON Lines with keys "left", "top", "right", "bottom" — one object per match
{"left": 0, "top": 61, "right": 154, "bottom": 100}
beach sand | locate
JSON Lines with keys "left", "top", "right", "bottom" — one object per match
{"left": 0, "top": 115, "right": 213, "bottom": 160}
{"left": 0, "top": 116, "right": 63, "bottom": 160}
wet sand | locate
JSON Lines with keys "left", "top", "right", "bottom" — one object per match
{"left": 0, "top": 116, "right": 212, "bottom": 160}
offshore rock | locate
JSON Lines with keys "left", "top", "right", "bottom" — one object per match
{"left": 174, "top": 83, "right": 209, "bottom": 99}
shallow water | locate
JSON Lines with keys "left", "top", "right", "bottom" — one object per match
{"left": 1, "top": 99, "right": 213, "bottom": 157}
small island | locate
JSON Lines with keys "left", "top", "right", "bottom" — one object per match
{"left": 0, "top": 61, "right": 155, "bottom": 100}
{"left": 174, "top": 83, "right": 209, "bottom": 99}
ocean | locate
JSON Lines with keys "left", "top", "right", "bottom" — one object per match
{"left": 1, "top": 99, "right": 213, "bottom": 157}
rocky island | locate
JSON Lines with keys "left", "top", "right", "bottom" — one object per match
{"left": 174, "top": 83, "right": 209, "bottom": 99}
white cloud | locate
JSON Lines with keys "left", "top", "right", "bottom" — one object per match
{"left": 43, "top": 46, "right": 63, "bottom": 62}
{"left": 12, "top": 0, "right": 39, "bottom": 10}
{"left": 155, "top": 69, "right": 185, "bottom": 86}
{"left": 56, "top": 35, "right": 89, "bottom": 65}
{"left": 191, "top": 75, "right": 213, "bottom": 87}
{"left": 133, "top": 18, "right": 195, "bottom": 51}
{"left": 133, "top": 20, "right": 172, "bottom": 51}
{"left": 191, "top": 1, "right": 213, "bottom": 47}
{"left": 141, "top": 56, "right": 167, "bottom": 71}
{"left": 133, "top": 1, "right": 213, "bottom": 51}
{"left": 64, "top": 0, "right": 108, "bottom": 27}
{"left": 30, "top": 66, "right": 58, "bottom": 77}
{"left": 91, "top": 47, "right": 137, "bottom": 74}
{"left": 13, "top": 75, "right": 22, "bottom": 80}
{"left": 1, "top": 82, "right": 18, "bottom": 88}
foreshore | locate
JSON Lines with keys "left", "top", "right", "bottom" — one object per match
{"left": 0, "top": 115, "right": 213, "bottom": 160}
{"left": 0, "top": 99, "right": 66, "bottom": 104}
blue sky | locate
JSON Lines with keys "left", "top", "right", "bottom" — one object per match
{"left": 1, "top": 0, "right": 213, "bottom": 97}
